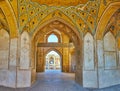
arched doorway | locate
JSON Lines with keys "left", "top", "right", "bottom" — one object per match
{"left": 31, "top": 18, "right": 83, "bottom": 86}
{"left": 45, "top": 50, "right": 61, "bottom": 72}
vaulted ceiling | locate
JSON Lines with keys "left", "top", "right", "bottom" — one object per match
{"left": 32, "top": 0, "right": 88, "bottom": 6}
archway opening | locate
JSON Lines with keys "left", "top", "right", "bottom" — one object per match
{"left": 48, "top": 34, "right": 58, "bottom": 43}
{"left": 45, "top": 51, "right": 61, "bottom": 72}
{"left": 31, "top": 18, "right": 82, "bottom": 86}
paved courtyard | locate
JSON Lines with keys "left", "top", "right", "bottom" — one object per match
{"left": 0, "top": 70, "right": 120, "bottom": 91}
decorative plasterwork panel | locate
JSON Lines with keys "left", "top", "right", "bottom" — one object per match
{"left": 84, "top": 32, "right": 94, "bottom": 70}
{"left": 105, "top": 9, "right": 120, "bottom": 38}
{"left": 104, "top": 32, "right": 117, "bottom": 69}
{"left": 18, "top": 0, "right": 100, "bottom": 36}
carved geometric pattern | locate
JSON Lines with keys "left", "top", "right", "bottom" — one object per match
{"left": 18, "top": 0, "right": 100, "bottom": 36}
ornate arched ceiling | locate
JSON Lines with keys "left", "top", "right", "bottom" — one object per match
{"left": 104, "top": 9, "right": 120, "bottom": 37}
{"left": 31, "top": 0, "right": 88, "bottom": 6}
{"left": 18, "top": 0, "right": 100, "bottom": 36}
{"left": 17, "top": 0, "right": 120, "bottom": 38}
{"left": 0, "top": 0, "right": 18, "bottom": 38}
{"left": 0, "top": 8, "right": 9, "bottom": 32}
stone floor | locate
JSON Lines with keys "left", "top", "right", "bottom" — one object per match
{"left": 0, "top": 70, "right": 120, "bottom": 91}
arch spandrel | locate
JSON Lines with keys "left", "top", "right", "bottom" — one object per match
{"left": 31, "top": 17, "right": 82, "bottom": 45}
{"left": 30, "top": 10, "right": 76, "bottom": 35}
{"left": 96, "top": 2, "right": 120, "bottom": 40}
{"left": 0, "top": 0, "right": 18, "bottom": 38}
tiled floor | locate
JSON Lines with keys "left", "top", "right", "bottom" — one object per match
{"left": 0, "top": 70, "right": 120, "bottom": 91}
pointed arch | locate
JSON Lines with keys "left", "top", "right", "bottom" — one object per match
{"left": 103, "top": 31, "right": 117, "bottom": 69}
{"left": 104, "top": 31, "right": 116, "bottom": 51}
{"left": 96, "top": 2, "right": 120, "bottom": 40}
{"left": 45, "top": 48, "right": 62, "bottom": 57}
{"left": 32, "top": 17, "right": 82, "bottom": 46}
{"left": 48, "top": 34, "right": 58, "bottom": 42}
{"left": 46, "top": 30, "right": 61, "bottom": 43}
{"left": 45, "top": 49, "right": 62, "bottom": 70}
{"left": 31, "top": 14, "right": 82, "bottom": 42}
{"left": 32, "top": 14, "right": 83, "bottom": 85}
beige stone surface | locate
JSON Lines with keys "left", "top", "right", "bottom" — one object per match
{"left": 0, "top": 29, "right": 9, "bottom": 69}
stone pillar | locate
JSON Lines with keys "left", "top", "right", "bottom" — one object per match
{"left": 62, "top": 48, "right": 69, "bottom": 72}
{"left": 97, "top": 40, "right": 104, "bottom": 68}
{"left": 17, "top": 31, "right": 31, "bottom": 88}
{"left": 36, "top": 47, "right": 44, "bottom": 72}
{"left": 70, "top": 51, "right": 76, "bottom": 72}
{"left": 20, "top": 32, "right": 30, "bottom": 69}
{"left": 83, "top": 33, "right": 98, "bottom": 88}
{"left": 0, "top": 29, "right": 11, "bottom": 87}
{"left": 75, "top": 47, "right": 83, "bottom": 86}
{"left": 9, "top": 38, "right": 18, "bottom": 68}
{"left": 97, "top": 40, "right": 104, "bottom": 88}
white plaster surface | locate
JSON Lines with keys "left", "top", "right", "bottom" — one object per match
{"left": 10, "top": 38, "right": 18, "bottom": 66}
{"left": 104, "top": 32, "right": 116, "bottom": 51}
{"left": 17, "top": 69, "right": 31, "bottom": 87}
{"left": 97, "top": 40, "right": 104, "bottom": 67}
{"left": 83, "top": 70, "right": 98, "bottom": 88}
{"left": 98, "top": 68, "right": 120, "bottom": 88}
{"left": 104, "top": 32, "right": 117, "bottom": 69}
{"left": 104, "top": 52, "right": 116, "bottom": 69}
{"left": 20, "top": 31, "right": 30, "bottom": 69}
{"left": 0, "top": 70, "right": 16, "bottom": 88}
{"left": 84, "top": 33, "right": 94, "bottom": 70}
{"left": 97, "top": 37, "right": 120, "bottom": 88}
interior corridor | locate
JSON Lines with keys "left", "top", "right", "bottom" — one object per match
{"left": 0, "top": 70, "right": 120, "bottom": 91}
